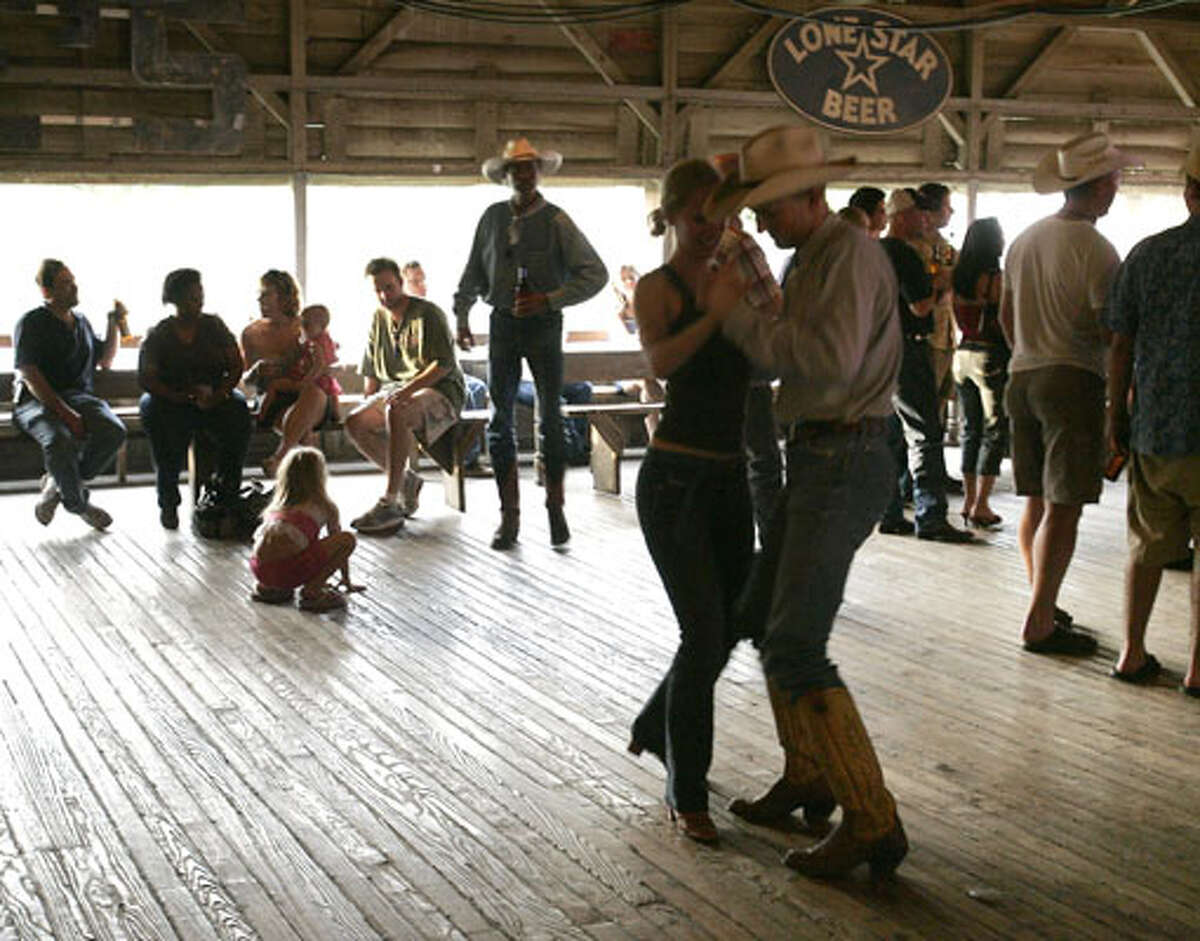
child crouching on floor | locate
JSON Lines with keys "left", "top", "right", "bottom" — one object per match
{"left": 250, "top": 446, "right": 363, "bottom": 611}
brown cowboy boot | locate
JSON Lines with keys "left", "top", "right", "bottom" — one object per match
{"left": 729, "top": 678, "right": 835, "bottom": 829}
{"left": 545, "top": 473, "right": 570, "bottom": 546}
{"left": 781, "top": 687, "right": 907, "bottom": 879}
{"left": 491, "top": 467, "right": 520, "bottom": 550}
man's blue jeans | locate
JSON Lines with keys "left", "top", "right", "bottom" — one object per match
{"left": 761, "top": 423, "right": 894, "bottom": 694}
{"left": 14, "top": 392, "right": 127, "bottom": 513}
{"left": 743, "top": 381, "right": 783, "bottom": 546}
{"left": 487, "top": 309, "right": 565, "bottom": 482}
{"left": 893, "top": 337, "right": 950, "bottom": 532}
{"left": 139, "top": 391, "right": 252, "bottom": 509}
{"left": 632, "top": 448, "right": 754, "bottom": 812}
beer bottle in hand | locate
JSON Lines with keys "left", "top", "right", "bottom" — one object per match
{"left": 514, "top": 265, "right": 531, "bottom": 316}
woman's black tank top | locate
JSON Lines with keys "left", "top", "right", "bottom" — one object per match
{"left": 652, "top": 265, "right": 751, "bottom": 455}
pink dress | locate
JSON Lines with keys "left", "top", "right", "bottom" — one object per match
{"left": 249, "top": 508, "right": 329, "bottom": 589}
{"left": 286, "top": 332, "right": 343, "bottom": 397}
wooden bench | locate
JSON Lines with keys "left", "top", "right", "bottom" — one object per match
{"left": 561, "top": 401, "right": 664, "bottom": 495}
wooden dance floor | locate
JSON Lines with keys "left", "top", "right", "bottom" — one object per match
{"left": 1, "top": 462, "right": 1197, "bottom": 939}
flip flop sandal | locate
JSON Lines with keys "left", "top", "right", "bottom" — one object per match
{"left": 1109, "top": 654, "right": 1162, "bottom": 684}
{"left": 299, "top": 585, "right": 348, "bottom": 612}
{"left": 1023, "top": 624, "right": 1097, "bottom": 655}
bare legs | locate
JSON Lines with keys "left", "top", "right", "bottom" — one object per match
{"left": 263, "top": 385, "right": 329, "bottom": 476}
{"left": 345, "top": 391, "right": 433, "bottom": 501}
{"left": 1019, "top": 497, "right": 1083, "bottom": 645}
{"left": 962, "top": 473, "right": 998, "bottom": 522}
{"left": 1115, "top": 560, "right": 1164, "bottom": 674}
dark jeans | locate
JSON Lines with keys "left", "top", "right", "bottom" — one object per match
{"left": 14, "top": 392, "right": 127, "bottom": 513}
{"left": 762, "top": 424, "right": 894, "bottom": 693}
{"left": 956, "top": 345, "right": 1010, "bottom": 478}
{"left": 632, "top": 448, "right": 754, "bottom": 812}
{"left": 743, "top": 381, "right": 783, "bottom": 546}
{"left": 487, "top": 310, "right": 565, "bottom": 482}
{"left": 892, "top": 337, "right": 950, "bottom": 531}
{"left": 139, "top": 391, "right": 252, "bottom": 509}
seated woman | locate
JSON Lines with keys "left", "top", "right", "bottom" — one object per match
{"left": 241, "top": 269, "right": 302, "bottom": 424}
{"left": 260, "top": 304, "right": 342, "bottom": 477}
{"left": 138, "top": 268, "right": 252, "bottom": 529}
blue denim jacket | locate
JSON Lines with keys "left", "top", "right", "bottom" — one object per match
{"left": 452, "top": 195, "right": 607, "bottom": 330}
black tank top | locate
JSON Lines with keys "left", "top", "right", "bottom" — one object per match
{"left": 652, "top": 265, "right": 751, "bottom": 455}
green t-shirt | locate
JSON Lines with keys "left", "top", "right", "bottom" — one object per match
{"left": 359, "top": 298, "right": 466, "bottom": 412}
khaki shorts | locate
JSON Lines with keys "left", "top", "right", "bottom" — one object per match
{"left": 1127, "top": 452, "right": 1200, "bottom": 566}
{"left": 366, "top": 385, "right": 458, "bottom": 446}
{"left": 1006, "top": 365, "right": 1104, "bottom": 504}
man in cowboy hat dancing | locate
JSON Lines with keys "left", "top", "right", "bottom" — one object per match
{"left": 702, "top": 125, "right": 908, "bottom": 878}
{"left": 454, "top": 138, "right": 607, "bottom": 550}
{"left": 1002, "top": 131, "right": 1134, "bottom": 654}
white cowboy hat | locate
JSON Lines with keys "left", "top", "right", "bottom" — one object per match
{"left": 703, "top": 125, "right": 855, "bottom": 221}
{"left": 1032, "top": 132, "right": 1139, "bottom": 194}
{"left": 1184, "top": 142, "right": 1200, "bottom": 180}
{"left": 482, "top": 137, "right": 563, "bottom": 185}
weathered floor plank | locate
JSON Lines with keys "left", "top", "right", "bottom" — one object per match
{"left": 0, "top": 460, "right": 1197, "bottom": 939}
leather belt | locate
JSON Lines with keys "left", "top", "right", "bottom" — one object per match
{"left": 785, "top": 416, "right": 889, "bottom": 444}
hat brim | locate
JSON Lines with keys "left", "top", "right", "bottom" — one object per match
{"left": 1184, "top": 148, "right": 1200, "bottom": 181}
{"left": 703, "top": 159, "right": 856, "bottom": 222}
{"left": 1032, "top": 149, "right": 1139, "bottom": 194}
{"left": 482, "top": 151, "right": 563, "bottom": 184}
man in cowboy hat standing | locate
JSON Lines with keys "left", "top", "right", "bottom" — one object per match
{"left": 1002, "top": 131, "right": 1134, "bottom": 654}
{"left": 702, "top": 125, "right": 908, "bottom": 878}
{"left": 453, "top": 138, "right": 607, "bottom": 550}
{"left": 1104, "top": 142, "right": 1200, "bottom": 692}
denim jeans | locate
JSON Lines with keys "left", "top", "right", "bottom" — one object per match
{"left": 632, "top": 448, "right": 754, "bottom": 812}
{"left": 14, "top": 392, "right": 127, "bottom": 513}
{"left": 487, "top": 310, "right": 565, "bottom": 482}
{"left": 879, "top": 413, "right": 912, "bottom": 526}
{"left": 139, "top": 391, "right": 252, "bottom": 509}
{"left": 893, "top": 337, "right": 950, "bottom": 531}
{"left": 743, "top": 381, "right": 783, "bottom": 546}
{"left": 761, "top": 424, "right": 894, "bottom": 694}
{"left": 955, "top": 345, "right": 1010, "bottom": 478}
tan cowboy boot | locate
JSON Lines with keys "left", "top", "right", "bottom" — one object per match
{"left": 545, "top": 473, "right": 570, "bottom": 546}
{"left": 729, "top": 678, "right": 835, "bottom": 829}
{"left": 491, "top": 467, "right": 520, "bottom": 550}
{"left": 782, "top": 687, "right": 907, "bottom": 878}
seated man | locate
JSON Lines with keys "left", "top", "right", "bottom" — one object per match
{"left": 13, "top": 259, "right": 127, "bottom": 530}
{"left": 346, "top": 257, "right": 466, "bottom": 534}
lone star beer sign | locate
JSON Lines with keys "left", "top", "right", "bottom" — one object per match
{"left": 768, "top": 8, "right": 953, "bottom": 136}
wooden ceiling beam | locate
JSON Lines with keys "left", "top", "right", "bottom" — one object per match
{"left": 980, "top": 26, "right": 1075, "bottom": 142}
{"left": 1135, "top": 30, "right": 1198, "bottom": 109}
{"left": 3, "top": 67, "right": 1197, "bottom": 122}
{"left": 547, "top": 14, "right": 661, "bottom": 141}
{"left": 676, "top": 16, "right": 778, "bottom": 145}
{"left": 337, "top": 8, "right": 418, "bottom": 75}
{"left": 183, "top": 21, "right": 289, "bottom": 130}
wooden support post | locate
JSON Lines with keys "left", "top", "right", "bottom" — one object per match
{"left": 615, "top": 105, "right": 638, "bottom": 166}
{"left": 288, "top": 0, "right": 306, "bottom": 169}
{"left": 293, "top": 171, "right": 307, "bottom": 295}
{"left": 687, "top": 109, "right": 710, "bottom": 159}
{"left": 660, "top": 6, "right": 678, "bottom": 167}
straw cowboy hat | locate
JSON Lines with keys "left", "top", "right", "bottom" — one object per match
{"left": 1184, "top": 142, "right": 1200, "bottom": 180}
{"left": 482, "top": 137, "right": 563, "bottom": 184}
{"left": 1032, "top": 132, "right": 1139, "bottom": 194}
{"left": 704, "top": 125, "right": 855, "bottom": 221}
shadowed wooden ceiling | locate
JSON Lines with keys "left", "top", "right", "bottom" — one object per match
{"left": 1, "top": 0, "right": 1198, "bottom": 187}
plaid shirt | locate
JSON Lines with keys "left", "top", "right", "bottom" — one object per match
{"left": 719, "top": 228, "right": 782, "bottom": 318}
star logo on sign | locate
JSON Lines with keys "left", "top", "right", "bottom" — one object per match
{"left": 834, "top": 33, "right": 890, "bottom": 96}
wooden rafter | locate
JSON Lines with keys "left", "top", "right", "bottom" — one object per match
{"left": 676, "top": 16, "right": 777, "bottom": 135}
{"left": 289, "top": 0, "right": 305, "bottom": 168}
{"left": 549, "top": 17, "right": 661, "bottom": 140}
{"left": 338, "top": 8, "right": 418, "bottom": 75}
{"left": 1136, "top": 30, "right": 1198, "bottom": 109}
{"left": 184, "top": 21, "right": 289, "bottom": 130}
{"left": 980, "top": 27, "right": 1076, "bottom": 140}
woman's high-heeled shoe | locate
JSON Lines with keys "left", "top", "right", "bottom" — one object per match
{"left": 667, "top": 807, "right": 719, "bottom": 844}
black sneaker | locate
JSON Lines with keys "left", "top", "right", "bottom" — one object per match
{"left": 878, "top": 518, "right": 915, "bottom": 535}
{"left": 161, "top": 506, "right": 179, "bottom": 530}
{"left": 916, "top": 520, "right": 973, "bottom": 543}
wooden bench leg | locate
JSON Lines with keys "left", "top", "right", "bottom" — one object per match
{"left": 588, "top": 414, "right": 625, "bottom": 495}
{"left": 115, "top": 442, "right": 128, "bottom": 485}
